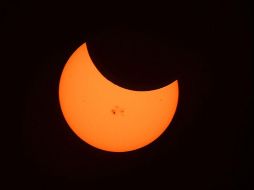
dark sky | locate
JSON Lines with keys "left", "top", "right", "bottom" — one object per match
{"left": 3, "top": 1, "right": 252, "bottom": 189}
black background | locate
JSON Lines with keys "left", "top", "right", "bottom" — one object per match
{"left": 3, "top": 1, "right": 253, "bottom": 189}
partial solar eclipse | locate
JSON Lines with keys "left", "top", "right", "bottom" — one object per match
{"left": 59, "top": 43, "right": 179, "bottom": 152}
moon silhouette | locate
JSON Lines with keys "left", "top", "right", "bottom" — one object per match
{"left": 59, "top": 43, "right": 179, "bottom": 152}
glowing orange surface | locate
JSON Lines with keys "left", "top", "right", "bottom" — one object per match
{"left": 59, "top": 43, "right": 179, "bottom": 152}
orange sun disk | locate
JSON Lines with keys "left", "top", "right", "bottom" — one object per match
{"left": 59, "top": 43, "right": 179, "bottom": 152}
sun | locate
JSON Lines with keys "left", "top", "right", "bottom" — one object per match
{"left": 59, "top": 43, "right": 179, "bottom": 152}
